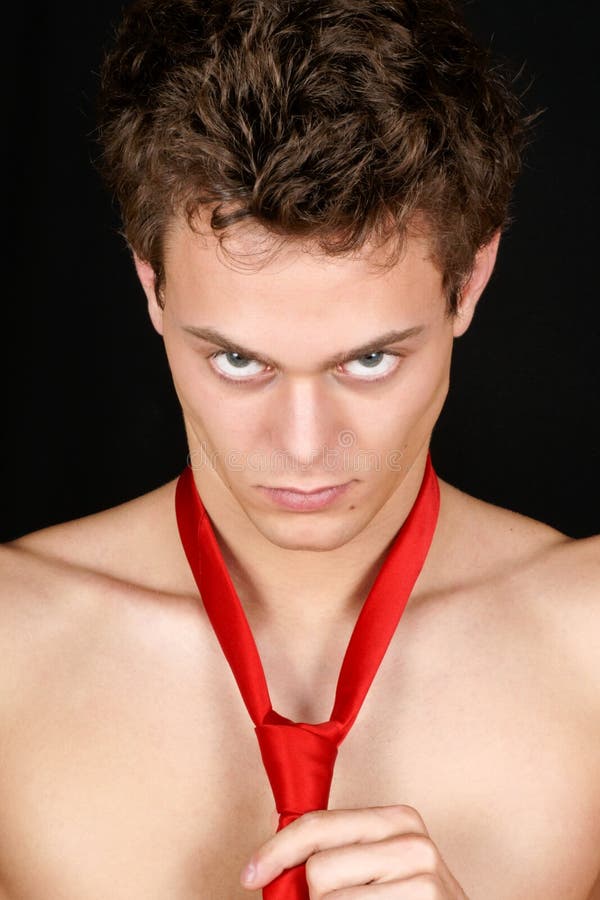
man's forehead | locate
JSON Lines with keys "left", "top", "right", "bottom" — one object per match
{"left": 163, "top": 208, "right": 437, "bottom": 279}
{"left": 159, "top": 216, "right": 446, "bottom": 361}
{"left": 161, "top": 218, "right": 446, "bottom": 377}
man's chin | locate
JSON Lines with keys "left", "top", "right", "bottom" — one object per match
{"left": 242, "top": 508, "right": 368, "bottom": 554}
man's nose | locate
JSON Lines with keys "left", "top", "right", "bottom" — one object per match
{"left": 271, "top": 378, "right": 343, "bottom": 471}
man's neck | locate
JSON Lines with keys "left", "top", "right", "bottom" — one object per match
{"left": 188, "top": 448, "right": 434, "bottom": 628}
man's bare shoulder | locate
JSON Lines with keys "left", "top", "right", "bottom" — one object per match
{"left": 439, "top": 476, "right": 599, "bottom": 602}
{"left": 438, "top": 475, "right": 597, "bottom": 578}
{"left": 3, "top": 474, "right": 195, "bottom": 596}
{"left": 0, "top": 475, "right": 200, "bottom": 722}
{"left": 438, "top": 477, "right": 600, "bottom": 713}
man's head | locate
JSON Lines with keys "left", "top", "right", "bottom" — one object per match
{"left": 130, "top": 212, "right": 497, "bottom": 551}
{"left": 97, "top": 0, "right": 530, "bottom": 316}
{"left": 96, "top": 0, "right": 527, "bottom": 549}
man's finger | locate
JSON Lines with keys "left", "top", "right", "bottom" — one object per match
{"left": 240, "top": 804, "right": 429, "bottom": 888}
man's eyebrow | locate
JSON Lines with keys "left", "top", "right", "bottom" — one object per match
{"left": 181, "top": 324, "right": 426, "bottom": 369}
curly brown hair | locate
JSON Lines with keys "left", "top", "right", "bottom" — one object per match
{"left": 97, "top": 0, "right": 535, "bottom": 314}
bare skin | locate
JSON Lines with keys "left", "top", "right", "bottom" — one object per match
{"left": 1, "top": 479, "right": 599, "bottom": 899}
{"left": 1, "top": 222, "right": 599, "bottom": 897}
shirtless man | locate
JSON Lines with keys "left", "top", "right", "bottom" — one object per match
{"left": 1, "top": 1, "right": 599, "bottom": 898}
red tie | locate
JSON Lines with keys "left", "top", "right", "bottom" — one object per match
{"left": 175, "top": 453, "right": 440, "bottom": 898}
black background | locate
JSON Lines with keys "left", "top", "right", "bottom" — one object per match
{"left": 3, "top": 1, "right": 599, "bottom": 541}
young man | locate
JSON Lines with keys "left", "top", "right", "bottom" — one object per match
{"left": 1, "top": 1, "right": 599, "bottom": 898}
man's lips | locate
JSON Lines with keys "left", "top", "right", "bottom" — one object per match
{"left": 259, "top": 482, "right": 351, "bottom": 494}
{"left": 256, "top": 481, "right": 355, "bottom": 510}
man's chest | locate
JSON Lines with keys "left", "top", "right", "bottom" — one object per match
{"left": 0, "top": 606, "right": 598, "bottom": 900}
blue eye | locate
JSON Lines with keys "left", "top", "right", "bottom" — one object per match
{"left": 210, "top": 351, "right": 267, "bottom": 379}
{"left": 355, "top": 352, "right": 384, "bottom": 368}
{"left": 341, "top": 352, "right": 399, "bottom": 379}
{"left": 208, "top": 349, "right": 402, "bottom": 384}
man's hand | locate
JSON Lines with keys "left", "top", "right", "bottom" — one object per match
{"left": 240, "top": 804, "right": 469, "bottom": 897}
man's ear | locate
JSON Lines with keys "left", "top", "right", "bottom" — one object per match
{"left": 133, "top": 252, "right": 164, "bottom": 336}
{"left": 452, "top": 231, "right": 501, "bottom": 337}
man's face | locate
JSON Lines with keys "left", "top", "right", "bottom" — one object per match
{"left": 143, "top": 219, "right": 481, "bottom": 551}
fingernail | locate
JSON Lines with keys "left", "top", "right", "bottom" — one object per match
{"left": 241, "top": 861, "right": 257, "bottom": 885}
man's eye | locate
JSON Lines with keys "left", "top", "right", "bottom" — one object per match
{"left": 209, "top": 349, "right": 401, "bottom": 383}
{"left": 210, "top": 351, "right": 267, "bottom": 379}
{"left": 341, "top": 352, "right": 400, "bottom": 380}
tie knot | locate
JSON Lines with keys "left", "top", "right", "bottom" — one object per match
{"left": 255, "top": 723, "right": 338, "bottom": 820}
